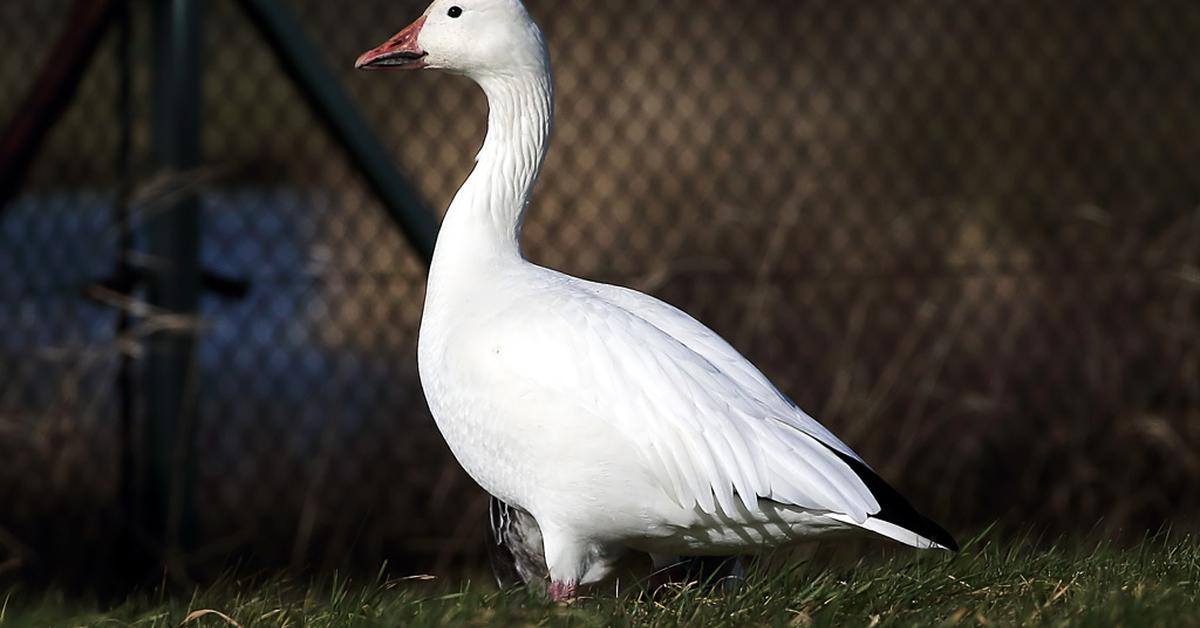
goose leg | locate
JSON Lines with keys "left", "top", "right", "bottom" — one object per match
{"left": 646, "top": 553, "right": 745, "bottom": 593}
{"left": 644, "top": 553, "right": 685, "bottom": 593}
{"left": 540, "top": 525, "right": 588, "bottom": 602}
{"left": 547, "top": 580, "right": 578, "bottom": 603}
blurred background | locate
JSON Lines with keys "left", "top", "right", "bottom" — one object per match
{"left": 1, "top": 0, "right": 1198, "bottom": 586}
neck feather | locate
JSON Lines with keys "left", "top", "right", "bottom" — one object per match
{"left": 437, "top": 67, "right": 554, "bottom": 263}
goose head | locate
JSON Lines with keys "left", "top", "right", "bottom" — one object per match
{"left": 355, "top": 0, "right": 547, "bottom": 79}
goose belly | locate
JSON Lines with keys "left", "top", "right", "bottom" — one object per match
{"left": 417, "top": 322, "right": 674, "bottom": 538}
{"left": 417, "top": 349, "right": 536, "bottom": 507}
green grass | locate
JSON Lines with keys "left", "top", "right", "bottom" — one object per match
{"left": 2, "top": 535, "right": 1198, "bottom": 627}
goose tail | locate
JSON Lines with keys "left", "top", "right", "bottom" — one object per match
{"left": 821, "top": 443, "right": 959, "bottom": 552}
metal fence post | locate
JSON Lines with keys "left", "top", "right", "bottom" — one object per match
{"left": 146, "top": 0, "right": 202, "bottom": 569}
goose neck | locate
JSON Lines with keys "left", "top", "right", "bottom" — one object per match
{"left": 435, "top": 68, "right": 554, "bottom": 267}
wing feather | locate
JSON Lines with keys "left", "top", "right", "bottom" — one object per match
{"left": 579, "top": 280, "right": 865, "bottom": 462}
{"left": 503, "top": 278, "right": 881, "bottom": 522}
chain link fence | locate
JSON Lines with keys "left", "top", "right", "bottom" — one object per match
{"left": 2, "top": 0, "right": 1199, "bottom": 578}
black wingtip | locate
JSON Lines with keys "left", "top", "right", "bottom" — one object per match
{"left": 823, "top": 445, "right": 959, "bottom": 552}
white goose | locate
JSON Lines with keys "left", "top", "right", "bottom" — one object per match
{"left": 357, "top": 0, "right": 956, "bottom": 600}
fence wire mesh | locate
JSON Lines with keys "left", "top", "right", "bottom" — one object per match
{"left": 2, "top": 0, "right": 1199, "bottom": 577}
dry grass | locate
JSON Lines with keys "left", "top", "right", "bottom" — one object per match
{"left": 2, "top": 534, "right": 1198, "bottom": 627}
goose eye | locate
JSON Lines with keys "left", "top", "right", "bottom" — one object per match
{"left": 448, "top": 6, "right": 463, "bottom": 18}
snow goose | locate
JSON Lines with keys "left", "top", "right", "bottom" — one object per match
{"left": 357, "top": 0, "right": 957, "bottom": 601}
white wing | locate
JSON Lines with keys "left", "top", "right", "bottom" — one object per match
{"left": 496, "top": 273, "right": 881, "bottom": 522}
{"left": 577, "top": 279, "right": 865, "bottom": 462}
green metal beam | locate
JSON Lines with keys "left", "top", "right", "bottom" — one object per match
{"left": 235, "top": 0, "right": 439, "bottom": 264}
{"left": 0, "top": 0, "right": 120, "bottom": 213}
